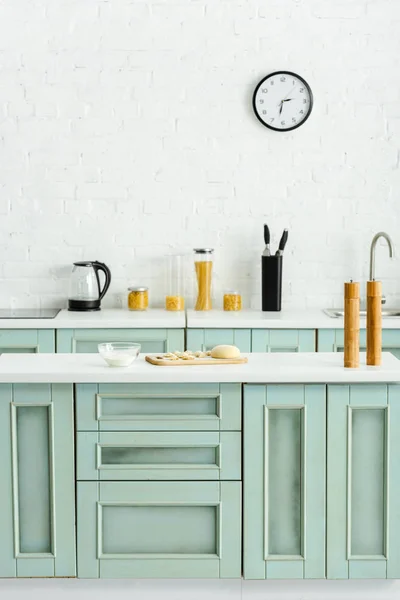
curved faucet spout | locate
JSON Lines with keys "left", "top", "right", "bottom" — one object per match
{"left": 369, "top": 232, "right": 394, "bottom": 281}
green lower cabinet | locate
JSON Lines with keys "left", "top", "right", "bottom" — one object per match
{"left": 0, "top": 329, "right": 55, "bottom": 353}
{"left": 327, "top": 384, "right": 400, "bottom": 579}
{"left": 318, "top": 329, "right": 400, "bottom": 358}
{"left": 77, "top": 430, "right": 241, "bottom": 481}
{"left": 243, "top": 384, "right": 326, "bottom": 579}
{"left": 0, "top": 383, "right": 75, "bottom": 577}
{"left": 77, "top": 481, "right": 241, "bottom": 578}
{"left": 251, "top": 329, "right": 316, "bottom": 352}
{"left": 187, "top": 329, "right": 251, "bottom": 352}
{"left": 57, "top": 328, "right": 184, "bottom": 353}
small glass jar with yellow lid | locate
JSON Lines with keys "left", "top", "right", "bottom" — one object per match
{"left": 128, "top": 286, "right": 149, "bottom": 311}
{"left": 223, "top": 290, "right": 242, "bottom": 311}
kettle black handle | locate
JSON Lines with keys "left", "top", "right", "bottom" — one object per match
{"left": 92, "top": 261, "right": 111, "bottom": 301}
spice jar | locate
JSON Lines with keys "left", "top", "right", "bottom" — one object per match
{"left": 223, "top": 291, "right": 242, "bottom": 311}
{"left": 128, "top": 287, "right": 149, "bottom": 311}
{"left": 165, "top": 255, "right": 185, "bottom": 311}
{"left": 194, "top": 248, "right": 213, "bottom": 311}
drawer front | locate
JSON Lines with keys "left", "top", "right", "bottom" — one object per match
{"left": 0, "top": 329, "right": 55, "bottom": 353}
{"left": 77, "top": 431, "right": 241, "bottom": 481}
{"left": 76, "top": 383, "right": 241, "bottom": 432}
{"left": 187, "top": 329, "right": 251, "bottom": 353}
{"left": 318, "top": 329, "right": 400, "bottom": 358}
{"left": 56, "top": 328, "right": 185, "bottom": 353}
{"left": 251, "top": 329, "right": 316, "bottom": 352}
{"left": 77, "top": 481, "right": 241, "bottom": 578}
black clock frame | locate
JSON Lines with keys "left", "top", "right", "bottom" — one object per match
{"left": 252, "top": 71, "right": 313, "bottom": 132}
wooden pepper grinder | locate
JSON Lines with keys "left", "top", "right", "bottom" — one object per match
{"left": 344, "top": 281, "right": 360, "bottom": 369}
{"left": 367, "top": 280, "right": 382, "bottom": 366}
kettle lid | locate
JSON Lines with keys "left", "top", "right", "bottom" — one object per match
{"left": 73, "top": 261, "right": 96, "bottom": 267}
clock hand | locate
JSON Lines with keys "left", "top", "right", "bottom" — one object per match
{"left": 283, "top": 98, "right": 293, "bottom": 102}
{"left": 279, "top": 101, "right": 283, "bottom": 115}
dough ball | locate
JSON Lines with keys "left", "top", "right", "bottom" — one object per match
{"left": 210, "top": 345, "right": 241, "bottom": 359}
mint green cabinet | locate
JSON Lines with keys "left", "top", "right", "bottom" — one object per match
{"left": 252, "top": 329, "right": 316, "bottom": 352}
{"left": 327, "top": 384, "right": 400, "bottom": 579}
{"left": 318, "top": 329, "right": 400, "bottom": 358}
{"left": 187, "top": 329, "right": 315, "bottom": 353}
{"left": 187, "top": 329, "right": 251, "bottom": 352}
{"left": 56, "top": 328, "right": 184, "bottom": 353}
{"left": 77, "top": 481, "right": 241, "bottom": 578}
{"left": 243, "top": 384, "right": 326, "bottom": 579}
{"left": 0, "top": 329, "right": 55, "bottom": 353}
{"left": 0, "top": 383, "right": 75, "bottom": 577}
{"left": 76, "top": 383, "right": 241, "bottom": 432}
{"left": 77, "top": 431, "right": 241, "bottom": 481}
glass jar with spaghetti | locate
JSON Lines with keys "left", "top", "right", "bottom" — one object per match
{"left": 193, "top": 248, "right": 214, "bottom": 311}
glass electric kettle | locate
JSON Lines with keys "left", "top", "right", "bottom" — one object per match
{"left": 68, "top": 261, "right": 111, "bottom": 311}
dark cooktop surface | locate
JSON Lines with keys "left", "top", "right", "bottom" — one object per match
{"left": 0, "top": 309, "right": 61, "bottom": 319}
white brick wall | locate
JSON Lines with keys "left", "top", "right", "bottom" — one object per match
{"left": 0, "top": 0, "right": 400, "bottom": 311}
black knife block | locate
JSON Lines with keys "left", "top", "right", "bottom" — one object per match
{"left": 262, "top": 255, "right": 282, "bottom": 312}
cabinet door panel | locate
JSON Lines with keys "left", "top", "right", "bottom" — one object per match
{"left": 243, "top": 384, "right": 326, "bottom": 580}
{"left": 318, "top": 329, "right": 400, "bottom": 358}
{"left": 0, "top": 329, "right": 55, "bottom": 353}
{"left": 327, "top": 384, "right": 400, "bottom": 579}
{"left": 77, "top": 431, "right": 240, "bottom": 481}
{"left": 57, "top": 328, "right": 184, "bottom": 353}
{"left": 77, "top": 481, "right": 241, "bottom": 578}
{"left": 251, "top": 329, "right": 316, "bottom": 352}
{"left": 0, "top": 384, "right": 75, "bottom": 578}
{"left": 187, "top": 329, "right": 251, "bottom": 353}
{"left": 76, "top": 383, "right": 241, "bottom": 431}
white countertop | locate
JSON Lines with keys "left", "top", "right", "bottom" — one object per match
{"left": 2, "top": 308, "right": 400, "bottom": 331}
{"left": 186, "top": 309, "right": 400, "bottom": 330}
{"left": 0, "top": 352, "right": 399, "bottom": 384}
{"left": 0, "top": 309, "right": 186, "bottom": 329}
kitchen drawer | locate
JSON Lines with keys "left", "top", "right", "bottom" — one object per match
{"left": 56, "top": 328, "right": 184, "bottom": 354}
{"left": 77, "top": 431, "right": 241, "bottom": 481}
{"left": 187, "top": 329, "right": 251, "bottom": 353}
{"left": 251, "top": 329, "right": 316, "bottom": 352}
{"left": 77, "top": 481, "right": 241, "bottom": 578}
{"left": 76, "top": 383, "right": 241, "bottom": 432}
{"left": 318, "top": 329, "right": 400, "bottom": 358}
{"left": 0, "top": 329, "right": 55, "bottom": 353}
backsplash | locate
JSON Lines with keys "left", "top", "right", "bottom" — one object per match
{"left": 1, "top": 0, "right": 400, "bottom": 310}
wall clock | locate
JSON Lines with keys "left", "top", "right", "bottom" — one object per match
{"left": 253, "top": 71, "right": 313, "bottom": 132}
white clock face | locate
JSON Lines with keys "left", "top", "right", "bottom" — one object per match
{"left": 253, "top": 72, "right": 313, "bottom": 131}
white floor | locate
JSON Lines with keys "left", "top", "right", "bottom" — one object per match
{"left": 1, "top": 580, "right": 400, "bottom": 600}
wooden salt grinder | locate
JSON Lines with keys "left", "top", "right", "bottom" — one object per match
{"left": 367, "top": 280, "right": 382, "bottom": 366}
{"left": 344, "top": 281, "right": 360, "bottom": 369}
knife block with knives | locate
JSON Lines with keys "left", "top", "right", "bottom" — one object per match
{"left": 261, "top": 224, "right": 288, "bottom": 312}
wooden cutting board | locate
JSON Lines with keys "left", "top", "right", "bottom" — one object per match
{"left": 145, "top": 355, "right": 248, "bottom": 366}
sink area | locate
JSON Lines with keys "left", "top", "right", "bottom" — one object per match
{"left": 324, "top": 308, "right": 400, "bottom": 318}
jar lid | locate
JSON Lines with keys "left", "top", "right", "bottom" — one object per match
{"left": 128, "top": 286, "right": 148, "bottom": 292}
{"left": 224, "top": 290, "right": 240, "bottom": 295}
{"left": 193, "top": 248, "right": 214, "bottom": 254}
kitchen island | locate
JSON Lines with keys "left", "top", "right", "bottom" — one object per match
{"left": 0, "top": 352, "right": 400, "bottom": 581}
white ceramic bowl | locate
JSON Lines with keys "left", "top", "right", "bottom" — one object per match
{"left": 98, "top": 342, "right": 141, "bottom": 367}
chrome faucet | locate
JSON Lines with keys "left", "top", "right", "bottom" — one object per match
{"left": 369, "top": 232, "right": 394, "bottom": 304}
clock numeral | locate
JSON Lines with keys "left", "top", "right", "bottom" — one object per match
{"left": 262, "top": 88, "right": 268, "bottom": 93}
{"left": 270, "top": 80, "right": 275, "bottom": 86}
{"left": 300, "top": 109, "right": 304, "bottom": 114}
{"left": 262, "top": 110, "right": 267, "bottom": 115}
{"left": 270, "top": 118, "right": 275, "bottom": 123}
{"left": 299, "top": 87, "right": 304, "bottom": 93}
{"left": 292, "top": 117, "right": 297, "bottom": 123}
{"left": 293, "top": 80, "right": 295, "bottom": 85}
{"left": 280, "top": 76, "right": 286, "bottom": 82}
{"left": 303, "top": 99, "right": 307, "bottom": 104}
{"left": 259, "top": 99, "right": 264, "bottom": 104}
{"left": 281, "top": 120, "right": 285, "bottom": 126}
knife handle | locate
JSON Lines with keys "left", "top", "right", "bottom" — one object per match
{"left": 278, "top": 229, "right": 289, "bottom": 251}
{"left": 264, "top": 224, "right": 270, "bottom": 246}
